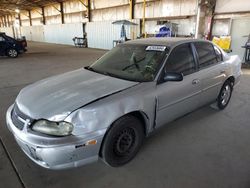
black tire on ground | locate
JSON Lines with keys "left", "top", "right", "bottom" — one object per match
{"left": 6, "top": 48, "right": 18, "bottom": 58}
{"left": 101, "top": 115, "right": 144, "bottom": 167}
{"left": 217, "top": 80, "right": 233, "bottom": 110}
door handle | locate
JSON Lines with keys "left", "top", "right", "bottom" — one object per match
{"left": 192, "top": 79, "right": 200, "bottom": 85}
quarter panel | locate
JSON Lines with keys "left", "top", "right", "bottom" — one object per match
{"left": 198, "top": 62, "right": 228, "bottom": 105}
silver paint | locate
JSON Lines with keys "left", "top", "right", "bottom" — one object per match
{"left": 6, "top": 38, "right": 242, "bottom": 170}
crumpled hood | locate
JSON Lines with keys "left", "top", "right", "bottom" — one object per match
{"left": 16, "top": 68, "right": 138, "bottom": 121}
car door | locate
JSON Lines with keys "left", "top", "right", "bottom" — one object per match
{"left": 0, "top": 36, "right": 6, "bottom": 55}
{"left": 155, "top": 43, "right": 202, "bottom": 128}
{"left": 193, "top": 42, "right": 227, "bottom": 105}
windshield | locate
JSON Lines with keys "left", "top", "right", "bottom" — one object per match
{"left": 88, "top": 44, "right": 168, "bottom": 82}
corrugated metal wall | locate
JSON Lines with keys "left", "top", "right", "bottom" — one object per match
{"left": 20, "top": 26, "right": 45, "bottom": 41}
{"left": 43, "top": 23, "right": 83, "bottom": 45}
{"left": 19, "top": 23, "right": 82, "bottom": 45}
{"left": 215, "top": 0, "right": 250, "bottom": 13}
{"left": 86, "top": 19, "right": 140, "bottom": 49}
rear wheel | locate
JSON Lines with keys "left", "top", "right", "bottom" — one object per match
{"left": 217, "top": 80, "right": 233, "bottom": 110}
{"left": 7, "top": 48, "right": 18, "bottom": 58}
{"left": 101, "top": 115, "right": 144, "bottom": 167}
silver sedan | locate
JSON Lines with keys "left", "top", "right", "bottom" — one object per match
{"left": 6, "top": 38, "right": 241, "bottom": 169}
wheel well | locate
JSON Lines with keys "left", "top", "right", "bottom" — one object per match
{"left": 128, "top": 111, "right": 148, "bottom": 136}
{"left": 227, "top": 76, "right": 235, "bottom": 87}
{"left": 99, "top": 111, "right": 148, "bottom": 158}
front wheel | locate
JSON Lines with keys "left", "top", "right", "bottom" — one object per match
{"left": 217, "top": 80, "right": 233, "bottom": 110}
{"left": 7, "top": 48, "right": 18, "bottom": 58}
{"left": 101, "top": 115, "right": 144, "bottom": 167}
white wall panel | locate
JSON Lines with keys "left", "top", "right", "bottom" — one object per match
{"left": 20, "top": 26, "right": 32, "bottom": 40}
{"left": 92, "top": 6, "right": 129, "bottom": 21}
{"left": 64, "top": 0, "right": 87, "bottom": 13}
{"left": 86, "top": 19, "right": 140, "bottom": 49}
{"left": 145, "top": 18, "right": 196, "bottom": 36}
{"left": 0, "top": 27, "right": 14, "bottom": 37}
{"left": 20, "top": 25, "right": 44, "bottom": 42}
{"left": 230, "top": 18, "right": 250, "bottom": 60}
{"left": 215, "top": 0, "right": 250, "bottom": 13}
{"left": 21, "top": 20, "right": 30, "bottom": 26}
{"left": 32, "top": 18, "right": 43, "bottom": 26}
{"left": 212, "top": 19, "right": 230, "bottom": 36}
{"left": 86, "top": 21, "right": 121, "bottom": 49}
{"left": 92, "top": 0, "right": 128, "bottom": 9}
{"left": 43, "top": 23, "right": 83, "bottom": 45}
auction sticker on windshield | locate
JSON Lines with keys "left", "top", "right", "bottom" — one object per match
{"left": 146, "top": 46, "right": 166, "bottom": 52}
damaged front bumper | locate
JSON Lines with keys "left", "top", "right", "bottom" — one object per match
{"left": 6, "top": 104, "right": 106, "bottom": 170}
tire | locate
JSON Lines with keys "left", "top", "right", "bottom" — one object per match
{"left": 6, "top": 48, "right": 18, "bottom": 58}
{"left": 101, "top": 115, "right": 144, "bottom": 167}
{"left": 217, "top": 80, "right": 233, "bottom": 110}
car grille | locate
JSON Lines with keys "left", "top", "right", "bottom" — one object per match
{"left": 11, "top": 104, "right": 33, "bottom": 130}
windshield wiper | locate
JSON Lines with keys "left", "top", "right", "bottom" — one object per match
{"left": 86, "top": 66, "right": 118, "bottom": 78}
{"left": 85, "top": 66, "right": 98, "bottom": 73}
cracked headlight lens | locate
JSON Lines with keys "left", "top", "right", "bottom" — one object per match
{"left": 32, "top": 120, "right": 73, "bottom": 136}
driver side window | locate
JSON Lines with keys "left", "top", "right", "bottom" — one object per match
{"left": 164, "top": 43, "right": 196, "bottom": 76}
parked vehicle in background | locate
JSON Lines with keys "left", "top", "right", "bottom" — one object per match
{"left": 0, "top": 32, "right": 27, "bottom": 58}
{"left": 6, "top": 38, "right": 241, "bottom": 169}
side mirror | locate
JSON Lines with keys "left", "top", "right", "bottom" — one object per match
{"left": 163, "top": 72, "right": 183, "bottom": 82}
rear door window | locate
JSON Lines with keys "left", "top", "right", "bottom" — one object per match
{"left": 213, "top": 45, "right": 223, "bottom": 62}
{"left": 194, "top": 42, "right": 218, "bottom": 69}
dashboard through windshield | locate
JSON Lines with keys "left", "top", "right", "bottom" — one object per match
{"left": 88, "top": 44, "right": 168, "bottom": 82}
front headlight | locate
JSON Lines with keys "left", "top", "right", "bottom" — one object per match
{"left": 32, "top": 120, "right": 73, "bottom": 136}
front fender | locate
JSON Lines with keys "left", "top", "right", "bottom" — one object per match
{"left": 65, "top": 82, "right": 156, "bottom": 136}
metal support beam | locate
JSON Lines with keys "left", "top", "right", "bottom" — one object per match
{"left": 0, "top": 17, "right": 4, "bottom": 27}
{"left": 79, "top": 0, "right": 87, "bottom": 8}
{"left": 28, "top": 10, "right": 32, "bottom": 26}
{"left": 34, "top": 9, "right": 42, "bottom": 16}
{"left": 41, "top": 7, "right": 46, "bottom": 25}
{"left": 129, "top": 0, "right": 135, "bottom": 20}
{"left": 52, "top": 5, "right": 61, "bottom": 13}
{"left": 60, "top": 2, "right": 65, "bottom": 24}
{"left": 142, "top": 0, "right": 146, "bottom": 37}
{"left": 7, "top": 15, "right": 10, "bottom": 27}
{"left": 18, "top": 13, "right": 22, "bottom": 27}
{"left": 87, "top": 0, "right": 91, "bottom": 22}
{"left": 4, "top": 15, "right": 7, "bottom": 27}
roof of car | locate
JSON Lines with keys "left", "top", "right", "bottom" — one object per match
{"left": 124, "top": 37, "right": 210, "bottom": 48}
